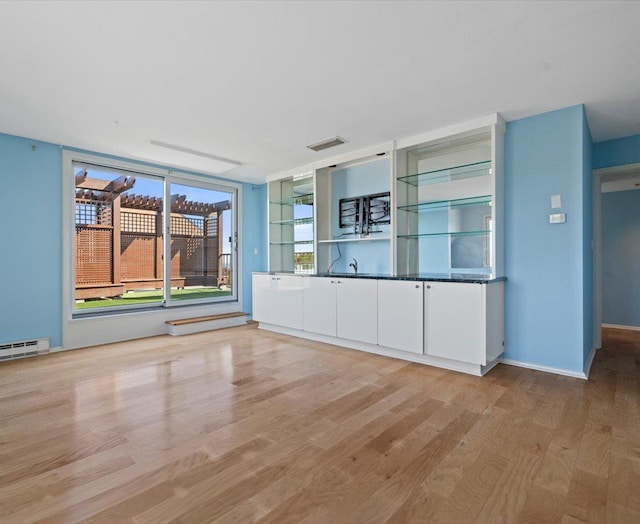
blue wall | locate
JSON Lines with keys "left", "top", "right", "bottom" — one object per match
{"left": 0, "top": 134, "right": 63, "bottom": 347}
{"left": 602, "top": 190, "right": 640, "bottom": 327}
{"left": 419, "top": 210, "right": 450, "bottom": 273}
{"left": 504, "top": 105, "right": 591, "bottom": 374}
{"left": 242, "top": 183, "right": 267, "bottom": 313}
{"left": 0, "top": 132, "right": 267, "bottom": 348}
{"left": 593, "top": 133, "right": 640, "bottom": 169}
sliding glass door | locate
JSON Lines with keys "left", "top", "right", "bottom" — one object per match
{"left": 72, "top": 161, "right": 237, "bottom": 314}
{"left": 166, "top": 182, "right": 235, "bottom": 305}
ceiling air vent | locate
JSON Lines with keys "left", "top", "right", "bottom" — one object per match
{"left": 306, "top": 136, "right": 347, "bottom": 152}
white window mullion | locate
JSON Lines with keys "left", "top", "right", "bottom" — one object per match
{"left": 163, "top": 176, "right": 172, "bottom": 306}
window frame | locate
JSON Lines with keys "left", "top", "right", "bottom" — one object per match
{"left": 63, "top": 150, "right": 242, "bottom": 320}
{"left": 163, "top": 177, "right": 238, "bottom": 309}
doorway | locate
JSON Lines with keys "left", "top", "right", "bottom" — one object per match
{"left": 593, "top": 163, "right": 640, "bottom": 349}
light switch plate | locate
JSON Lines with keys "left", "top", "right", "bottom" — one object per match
{"left": 549, "top": 213, "right": 566, "bottom": 224}
{"left": 551, "top": 194, "right": 562, "bottom": 209}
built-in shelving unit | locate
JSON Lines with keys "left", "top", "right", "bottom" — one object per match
{"left": 268, "top": 175, "right": 314, "bottom": 273}
{"left": 395, "top": 123, "right": 503, "bottom": 278}
{"left": 259, "top": 114, "right": 505, "bottom": 377}
{"left": 265, "top": 114, "right": 504, "bottom": 278}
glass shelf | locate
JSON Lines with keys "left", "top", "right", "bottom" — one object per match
{"left": 269, "top": 240, "right": 314, "bottom": 246}
{"left": 398, "top": 195, "right": 491, "bottom": 213}
{"left": 397, "top": 160, "right": 491, "bottom": 186}
{"left": 269, "top": 193, "right": 314, "bottom": 206}
{"left": 318, "top": 236, "right": 391, "bottom": 244}
{"left": 269, "top": 217, "right": 314, "bottom": 226}
{"left": 398, "top": 230, "right": 491, "bottom": 239}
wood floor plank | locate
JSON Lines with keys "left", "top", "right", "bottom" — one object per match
{"left": 606, "top": 453, "right": 640, "bottom": 522}
{"left": 81, "top": 438, "right": 272, "bottom": 523}
{"left": 0, "top": 452, "right": 135, "bottom": 522}
{"left": 562, "top": 468, "right": 608, "bottom": 524}
{"left": 422, "top": 406, "right": 508, "bottom": 497}
{"left": 517, "top": 484, "right": 565, "bottom": 523}
{"left": 10, "top": 448, "right": 212, "bottom": 524}
{"left": 447, "top": 451, "right": 509, "bottom": 517}
{"left": 387, "top": 487, "right": 475, "bottom": 524}
{"left": 475, "top": 450, "right": 542, "bottom": 523}
{"left": 246, "top": 407, "right": 425, "bottom": 520}
{"left": 532, "top": 441, "right": 578, "bottom": 496}
{"left": 0, "top": 324, "right": 638, "bottom": 522}
{"left": 575, "top": 420, "right": 613, "bottom": 478}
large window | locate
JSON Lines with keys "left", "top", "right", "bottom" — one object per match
{"left": 72, "top": 161, "right": 237, "bottom": 313}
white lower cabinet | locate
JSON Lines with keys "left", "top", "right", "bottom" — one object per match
{"left": 252, "top": 274, "right": 303, "bottom": 329}
{"left": 302, "top": 277, "right": 378, "bottom": 345}
{"left": 377, "top": 280, "right": 423, "bottom": 354}
{"left": 424, "top": 282, "right": 501, "bottom": 365}
{"left": 336, "top": 278, "right": 378, "bottom": 345}
{"left": 254, "top": 273, "right": 504, "bottom": 375}
{"left": 252, "top": 274, "right": 274, "bottom": 324}
{"left": 302, "top": 277, "right": 337, "bottom": 336}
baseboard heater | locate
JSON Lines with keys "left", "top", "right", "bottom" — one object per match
{"left": 0, "top": 338, "right": 49, "bottom": 361}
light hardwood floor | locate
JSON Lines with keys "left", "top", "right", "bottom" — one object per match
{"left": 0, "top": 325, "right": 638, "bottom": 523}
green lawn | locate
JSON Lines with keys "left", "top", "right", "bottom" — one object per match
{"left": 76, "top": 287, "right": 232, "bottom": 309}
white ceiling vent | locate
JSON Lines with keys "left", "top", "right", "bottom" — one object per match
{"left": 306, "top": 136, "right": 347, "bottom": 152}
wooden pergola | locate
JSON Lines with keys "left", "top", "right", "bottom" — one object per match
{"left": 75, "top": 172, "right": 232, "bottom": 300}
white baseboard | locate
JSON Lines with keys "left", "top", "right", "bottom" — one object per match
{"left": 499, "top": 358, "right": 588, "bottom": 380}
{"left": 259, "top": 323, "right": 490, "bottom": 377}
{"left": 602, "top": 323, "right": 640, "bottom": 331}
{"left": 482, "top": 357, "right": 502, "bottom": 375}
{"left": 49, "top": 346, "right": 70, "bottom": 353}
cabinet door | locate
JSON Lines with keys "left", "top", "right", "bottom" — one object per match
{"left": 336, "top": 279, "right": 378, "bottom": 345}
{"left": 271, "top": 275, "right": 303, "bottom": 329}
{"left": 302, "top": 277, "right": 337, "bottom": 336}
{"left": 425, "top": 282, "right": 485, "bottom": 365}
{"left": 252, "top": 274, "right": 276, "bottom": 324}
{"left": 378, "top": 280, "right": 423, "bottom": 354}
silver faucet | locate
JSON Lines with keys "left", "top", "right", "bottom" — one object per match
{"left": 349, "top": 258, "right": 358, "bottom": 274}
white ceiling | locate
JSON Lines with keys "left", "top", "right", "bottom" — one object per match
{"left": 1, "top": 1, "right": 639, "bottom": 183}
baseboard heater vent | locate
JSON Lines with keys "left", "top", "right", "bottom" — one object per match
{"left": 0, "top": 338, "right": 49, "bottom": 361}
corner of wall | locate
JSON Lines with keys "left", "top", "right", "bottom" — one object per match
{"left": 503, "top": 105, "right": 590, "bottom": 375}
{"left": 242, "top": 183, "right": 268, "bottom": 314}
{"left": 582, "top": 107, "right": 594, "bottom": 365}
{"left": 0, "top": 133, "right": 63, "bottom": 347}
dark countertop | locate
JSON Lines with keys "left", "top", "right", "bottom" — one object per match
{"left": 254, "top": 271, "right": 506, "bottom": 284}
